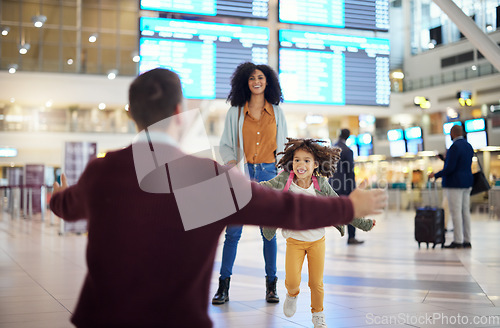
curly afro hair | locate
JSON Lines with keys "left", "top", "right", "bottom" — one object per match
{"left": 227, "top": 62, "right": 283, "bottom": 107}
{"left": 277, "top": 138, "right": 342, "bottom": 178}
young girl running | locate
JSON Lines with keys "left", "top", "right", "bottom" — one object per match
{"left": 261, "top": 138, "right": 376, "bottom": 328}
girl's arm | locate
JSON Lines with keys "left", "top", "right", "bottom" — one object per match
{"left": 351, "top": 217, "right": 375, "bottom": 231}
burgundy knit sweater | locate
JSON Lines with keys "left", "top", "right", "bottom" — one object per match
{"left": 50, "top": 145, "right": 354, "bottom": 328}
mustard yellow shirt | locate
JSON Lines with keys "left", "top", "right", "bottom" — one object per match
{"left": 242, "top": 101, "right": 277, "bottom": 164}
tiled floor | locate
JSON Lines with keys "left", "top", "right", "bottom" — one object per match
{"left": 1, "top": 208, "right": 499, "bottom": 327}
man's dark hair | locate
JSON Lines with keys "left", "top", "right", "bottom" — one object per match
{"left": 227, "top": 62, "right": 283, "bottom": 107}
{"left": 128, "top": 68, "right": 183, "bottom": 130}
{"left": 339, "top": 128, "right": 350, "bottom": 141}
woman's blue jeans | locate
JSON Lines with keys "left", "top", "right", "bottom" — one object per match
{"left": 219, "top": 163, "right": 278, "bottom": 280}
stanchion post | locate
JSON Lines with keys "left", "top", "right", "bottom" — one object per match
{"left": 41, "top": 186, "right": 46, "bottom": 222}
{"left": 14, "top": 187, "right": 21, "bottom": 219}
{"left": 28, "top": 187, "right": 33, "bottom": 219}
{"left": 7, "top": 187, "right": 12, "bottom": 214}
{"left": 23, "top": 187, "right": 28, "bottom": 219}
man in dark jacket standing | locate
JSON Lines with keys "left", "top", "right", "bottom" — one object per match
{"left": 329, "top": 129, "right": 363, "bottom": 245}
{"left": 430, "top": 124, "right": 474, "bottom": 248}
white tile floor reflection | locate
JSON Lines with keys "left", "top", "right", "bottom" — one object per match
{"left": 1, "top": 209, "right": 499, "bottom": 327}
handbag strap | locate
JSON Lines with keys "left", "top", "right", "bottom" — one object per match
{"left": 236, "top": 106, "right": 241, "bottom": 164}
{"left": 474, "top": 153, "right": 484, "bottom": 172}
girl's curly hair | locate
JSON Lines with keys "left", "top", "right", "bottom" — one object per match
{"left": 277, "top": 138, "right": 342, "bottom": 178}
{"left": 227, "top": 62, "right": 283, "bottom": 107}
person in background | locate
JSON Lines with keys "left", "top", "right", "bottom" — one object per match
{"left": 260, "top": 138, "right": 376, "bottom": 328}
{"left": 50, "top": 68, "right": 387, "bottom": 328}
{"left": 437, "top": 152, "right": 452, "bottom": 232}
{"left": 329, "top": 129, "right": 364, "bottom": 245}
{"left": 429, "top": 124, "right": 474, "bottom": 249}
{"left": 215, "top": 62, "right": 288, "bottom": 304}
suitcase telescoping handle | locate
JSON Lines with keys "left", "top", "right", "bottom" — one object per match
{"left": 425, "top": 180, "right": 440, "bottom": 208}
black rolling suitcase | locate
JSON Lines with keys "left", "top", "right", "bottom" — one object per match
{"left": 415, "top": 183, "right": 445, "bottom": 249}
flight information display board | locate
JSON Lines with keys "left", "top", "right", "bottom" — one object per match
{"left": 279, "top": 0, "right": 389, "bottom": 31}
{"left": 279, "top": 29, "right": 390, "bottom": 106}
{"left": 139, "top": 17, "right": 269, "bottom": 99}
{"left": 140, "top": 0, "right": 269, "bottom": 19}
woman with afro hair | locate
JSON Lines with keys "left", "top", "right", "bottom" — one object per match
{"left": 214, "top": 62, "right": 288, "bottom": 305}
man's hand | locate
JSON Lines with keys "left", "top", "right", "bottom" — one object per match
{"left": 53, "top": 173, "right": 68, "bottom": 194}
{"left": 428, "top": 172, "right": 435, "bottom": 179}
{"left": 349, "top": 180, "right": 387, "bottom": 218}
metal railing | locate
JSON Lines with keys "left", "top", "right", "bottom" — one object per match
{"left": 403, "top": 62, "right": 498, "bottom": 92}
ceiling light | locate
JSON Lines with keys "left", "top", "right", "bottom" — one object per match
{"left": 413, "top": 96, "right": 431, "bottom": 109}
{"left": 31, "top": 15, "right": 47, "bottom": 28}
{"left": 98, "top": 103, "right": 106, "bottom": 110}
{"left": 67, "top": 58, "right": 74, "bottom": 65}
{"left": 8, "top": 64, "right": 18, "bottom": 74}
{"left": 107, "top": 69, "right": 118, "bottom": 80}
{"left": 131, "top": 51, "right": 140, "bottom": 63}
{"left": 89, "top": 33, "right": 98, "bottom": 43}
{"left": 471, "top": 65, "right": 477, "bottom": 71}
{"left": 391, "top": 71, "right": 405, "bottom": 79}
{"left": 18, "top": 43, "right": 30, "bottom": 54}
{"left": 1, "top": 26, "right": 10, "bottom": 36}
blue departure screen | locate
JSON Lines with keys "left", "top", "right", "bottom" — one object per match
{"left": 279, "top": 0, "right": 389, "bottom": 31}
{"left": 140, "top": 0, "right": 269, "bottom": 19}
{"left": 279, "top": 30, "right": 390, "bottom": 106}
{"left": 139, "top": 18, "right": 269, "bottom": 99}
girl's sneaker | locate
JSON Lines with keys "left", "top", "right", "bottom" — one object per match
{"left": 312, "top": 311, "right": 327, "bottom": 327}
{"left": 283, "top": 293, "right": 297, "bottom": 317}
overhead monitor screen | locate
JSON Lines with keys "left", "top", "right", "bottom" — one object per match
{"left": 444, "top": 121, "right": 462, "bottom": 149}
{"left": 279, "top": 29, "right": 390, "bottom": 106}
{"left": 404, "top": 126, "right": 423, "bottom": 155}
{"left": 406, "top": 138, "right": 423, "bottom": 155}
{"left": 140, "top": 0, "right": 269, "bottom": 19}
{"left": 464, "top": 118, "right": 486, "bottom": 133}
{"left": 389, "top": 140, "right": 406, "bottom": 157}
{"left": 357, "top": 133, "right": 373, "bottom": 156}
{"left": 404, "top": 126, "right": 422, "bottom": 140}
{"left": 466, "top": 131, "right": 488, "bottom": 150}
{"left": 387, "top": 129, "right": 403, "bottom": 142}
{"left": 139, "top": 17, "right": 269, "bottom": 99}
{"left": 443, "top": 121, "right": 462, "bottom": 135}
{"left": 345, "top": 135, "right": 359, "bottom": 158}
{"left": 278, "top": 0, "right": 389, "bottom": 31}
{"left": 387, "top": 129, "right": 405, "bottom": 157}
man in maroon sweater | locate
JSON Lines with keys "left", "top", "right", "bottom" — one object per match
{"left": 50, "top": 68, "right": 387, "bottom": 328}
